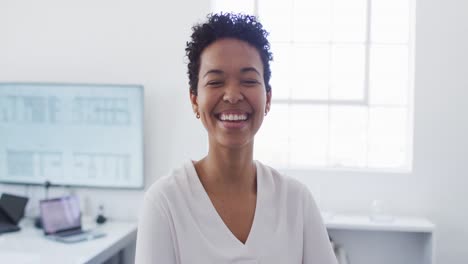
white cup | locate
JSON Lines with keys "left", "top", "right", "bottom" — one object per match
{"left": 369, "top": 199, "right": 394, "bottom": 223}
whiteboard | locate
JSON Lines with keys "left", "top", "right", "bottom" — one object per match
{"left": 0, "top": 83, "right": 144, "bottom": 189}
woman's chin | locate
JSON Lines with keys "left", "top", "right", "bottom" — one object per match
{"left": 214, "top": 137, "right": 253, "bottom": 150}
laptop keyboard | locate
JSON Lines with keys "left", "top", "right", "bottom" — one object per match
{"left": 56, "top": 229, "right": 89, "bottom": 237}
{"left": 0, "top": 221, "right": 20, "bottom": 234}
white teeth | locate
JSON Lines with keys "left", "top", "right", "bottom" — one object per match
{"left": 219, "top": 113, "right": 247, "bottom": 121}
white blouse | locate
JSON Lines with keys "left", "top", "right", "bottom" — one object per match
{"left": 135, "top": 161, "right": 337, "bottom": 264}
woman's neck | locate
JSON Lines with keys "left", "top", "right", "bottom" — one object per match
{"left": 195, "top": 144, "right": 256, "bottom": 195}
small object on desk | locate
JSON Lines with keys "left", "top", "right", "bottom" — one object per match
{"left": 34, "top": 217, "right": 42, "bottom": 229}
{"left": 96, "top": 205, "right": 107, "bottom": 224}
{"left": 369, "top": 199, "right": 395, "bottom": 223}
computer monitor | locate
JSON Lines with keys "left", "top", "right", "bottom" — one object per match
{"left": 0, "top": 83, "right": 144, "bottom": 189}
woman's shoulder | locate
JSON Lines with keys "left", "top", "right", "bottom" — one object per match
{"left": 256, "top": 160, "right": 310, "bottom": 198}
{"left": 143, "top": 161, "right": 192, "bottom": 204}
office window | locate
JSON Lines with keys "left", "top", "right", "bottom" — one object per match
{"left": 211, "top": 0, "right": 414, "bottom": 172}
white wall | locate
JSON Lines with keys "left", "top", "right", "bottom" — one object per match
{"left": 1, "top": 0, "right": 467, "bottom": 263}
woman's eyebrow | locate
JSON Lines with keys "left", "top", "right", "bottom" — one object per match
{"left": 240, "top": 67, "right": 261, "bottom": 76}
{"left": 203, "top": 69, "right": 224, "bottom": 78}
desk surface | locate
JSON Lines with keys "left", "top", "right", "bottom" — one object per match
{"left": 0, "top": 218, "right": 137, "bottom": 264}
{"left": 323, "top": 213, "right": 435, "bottom": 233}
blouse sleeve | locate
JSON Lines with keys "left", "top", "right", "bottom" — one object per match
{"left": 135, "top": 193, "right": 177, "bottom": 264}
{"left": 302, "top": 186, "right": 338, "bottom": 264}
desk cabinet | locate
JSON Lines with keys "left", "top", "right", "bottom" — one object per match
{"left": 324, "top": 214, "right": 435, "bottom": 264}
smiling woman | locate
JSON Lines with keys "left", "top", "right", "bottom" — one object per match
{"left": 135, "top": 13, "right": 338, "bottom": 264}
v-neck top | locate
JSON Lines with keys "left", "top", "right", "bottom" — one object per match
{"left": 135, "top": 161, "right": 337, "bottom": 264}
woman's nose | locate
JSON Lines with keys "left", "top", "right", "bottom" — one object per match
{"left": 223, "top": 84, "right": 244, "bottom": 104}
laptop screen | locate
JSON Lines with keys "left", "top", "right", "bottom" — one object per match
{"left": 40, "top": 195, "right": 81, "bottom": 235}
{"left": 0, "top": 193, "right": 29, "bottom": 224}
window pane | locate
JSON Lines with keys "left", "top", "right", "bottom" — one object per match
{"left": 368, "top": 107, "right": 408, "bottom": 168}
{"left": 370, "top": 45, "right": 409, "bottom": 105}
{"left": 330, "top": 44, "right": 366, "bottom": 100}
{"left": 293, "top": 0, "right": 331, "bottom": 42}
{"left": 255, "top": 104, "right": 290, "bottom": 168}
{"left": 371, "top": 0, "right": 409, "bottom": 43}
{"left": 332, "top": 0, "right": 367, "bottom": 42}
{"left": 270, "top": 43, "right": 292, "bottom": 99}
{"left": 291, "top": 44, "right": 330, "bottom": 100}
{"left": 258, "top": 0, "right": 292, "bottom": 42}
{"left": 290, "top": 105, "right": 329, "bottom": 168}
{"left": 211, "top": 0, "right": 255, "bottom": 14}
{"left": 329, "top": 106, "right": 368, "bottom": 167}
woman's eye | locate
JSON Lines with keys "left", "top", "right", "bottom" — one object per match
{"left": 206, "top": 81, "right": 223, "bottom": 87}
{"left": 242, "top": 80, "right": 260, "bottom": 86}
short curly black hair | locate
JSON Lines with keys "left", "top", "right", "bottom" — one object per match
{"left": 186, "top": 12, "right": 273, "bottom": 95}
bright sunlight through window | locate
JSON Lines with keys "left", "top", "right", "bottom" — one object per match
{"left": 211, "top": 0, "right": 414, "bottom": 172}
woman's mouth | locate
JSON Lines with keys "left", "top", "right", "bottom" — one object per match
{"left": 217, "top": 113, "right": 249, "bottom": 121}
{"left": 215, "top": 112, "right": 250, "bottom": 129}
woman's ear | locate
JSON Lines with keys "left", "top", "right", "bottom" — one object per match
{"left": 190, "top": 90, "right": 198, "bottom": 114}
{"left": 266, "top": 90, "right": 272, "bottom": 113}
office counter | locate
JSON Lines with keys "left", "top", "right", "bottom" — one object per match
{"left": 0, "top": 218, "right": 137, "bottom": 264}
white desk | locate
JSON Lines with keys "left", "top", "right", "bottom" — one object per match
{"left": 0, "top": 218, "right": 137, "bottom": 264}
{"left": 324, "top": 213, "right": 435, "bottom": 264}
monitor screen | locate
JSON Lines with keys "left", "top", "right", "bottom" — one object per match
{"left": 0, "top": 83, "right": 144, "bottom": 188}
{"left": 40, "top": 195, "right": 81, "bottom": 235}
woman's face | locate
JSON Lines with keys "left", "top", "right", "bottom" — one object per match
{"left": 190, "top": 38, "right": 271, "bottom": 150}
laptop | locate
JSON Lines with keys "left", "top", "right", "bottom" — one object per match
{"left": 0, "top": 193, "right": 29, "bottom": 234}
{"left": 40, "top": 195, "right": 105, "bottom": 243}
